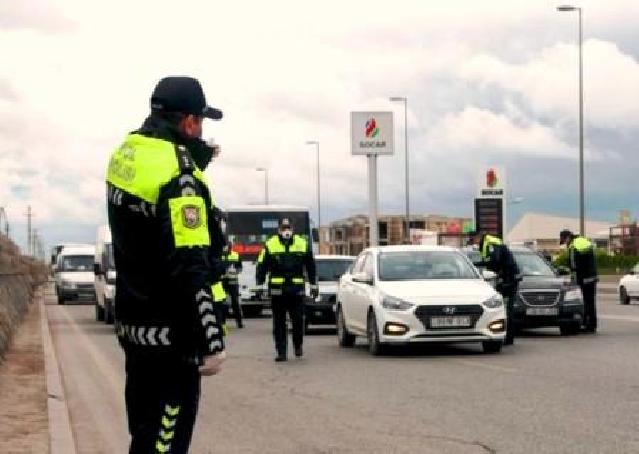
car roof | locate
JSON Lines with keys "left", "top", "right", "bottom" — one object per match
{"left": 315, "top": 255, "right": 356, "bottom": 260}
{"left": 364, "top": 245, "right": 458, "bottom": 254}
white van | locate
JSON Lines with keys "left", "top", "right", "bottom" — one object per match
{"left": 94, "top": 225, "right": 116, "bottom": 324}
{"left": 54, "top": 244, "right": 96, "bottom": 304}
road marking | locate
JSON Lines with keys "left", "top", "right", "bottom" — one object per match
{"left": 600, "top": 314, "right": 639, "bottom": 323}
{"left": 450, "top": 358, "right": 518, "bottom": 374}
{"left": 54, "top": 307, "right": 125, "bottom": 407}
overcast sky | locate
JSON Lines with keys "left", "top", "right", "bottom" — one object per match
{"left": 1, "top": 0, "right": 638, "bottom": 253}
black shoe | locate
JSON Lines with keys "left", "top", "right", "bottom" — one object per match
{"left": 294, "top": 345, "right": 303, "bottom": 358}
{"left": 503, "top": 337, "right": 514, "bottom": 346}
{"left": 275, "top": 353, "right": 287, "bottom": 362}
{"left": 237, "top": 322, "right": 244, "bottom": 329}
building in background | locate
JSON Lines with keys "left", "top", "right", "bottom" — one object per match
{"left": 324, "top": 214, "right": 472, "bottom": 256}
{"left": 507, "top": 212, "right": 613, "bottom": 254}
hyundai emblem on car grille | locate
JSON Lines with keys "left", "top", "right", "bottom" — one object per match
{"left": 443, "top": 306, "right": 456, "bottom": 315}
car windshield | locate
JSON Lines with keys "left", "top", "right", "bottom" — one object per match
{"left": 513, "top": 251, "right": 556, "bottom": 277}
{"left": 378, "top": 250, "right": 479, "bottom": 281}
{"left": 61, "top": 255, "right": 94, "bottom": 272}
{"left": 316, "top": 259, "right": 354, "bottom": 281}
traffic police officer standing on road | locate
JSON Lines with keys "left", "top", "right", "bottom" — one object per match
{"left": 471, "top": 232, "right": 520, "bottom": 346}
{"left": 560, "top": 230, "right": 599, "bottom": 333}
{"left": 222, "top": 241, "right": 244, "bottom": 328}
{"left": 257, "top": 218, "right": 317, "bottom": 362}
{"left": 107, "top": 76, "right": 226, "bottom": 453}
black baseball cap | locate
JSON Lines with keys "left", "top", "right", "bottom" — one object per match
{"left": 279, "top": 218, "right": 293, "bottom": 229}
{"left": 559, "top": 229, "right": 573, "bottom": 245}
{"left": 150, "top": 76, "right": 223, "bottom": 120}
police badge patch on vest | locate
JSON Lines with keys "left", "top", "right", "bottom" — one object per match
{"left": 182, "top": 205, "right": 202, "bottom": 229}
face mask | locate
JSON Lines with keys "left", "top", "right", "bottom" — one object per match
{"left": 280, "top": 229, "right": 293, "bottom": 240}
{"left": 186, "top": 138, "right": 213, "bottom": 170}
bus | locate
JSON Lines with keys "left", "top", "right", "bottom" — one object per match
{"left": 224, "top": 205, "right": 312, "bottom": 316}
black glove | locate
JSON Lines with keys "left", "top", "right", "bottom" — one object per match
{"left": 310, "top": 284, "right": 319, "bottom": 299}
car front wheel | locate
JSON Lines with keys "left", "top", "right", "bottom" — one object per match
{"left": 336, "top": 305, "right": 355, "bottom": 347}
{"left": 620, "top": 287, "right": 630, "bottom": 305}
{"left": 367, "top": 310, "right": 385, "bottom": 356}
{"left": 482, "top": 341, "right": 502, "bottom": 354}
{"left": 559, "top": 322, "right": 580, "bottom": 335}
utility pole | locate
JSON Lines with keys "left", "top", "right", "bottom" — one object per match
{"left": 27, "top": 205, "right": 32, "bottom": 255}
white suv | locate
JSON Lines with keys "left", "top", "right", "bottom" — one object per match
{"left": 336, "top": 245, "right": 506, "bottom": 355}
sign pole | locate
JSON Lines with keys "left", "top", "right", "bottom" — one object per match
{"left": 368, "top": 154, "right": 378, "bottom": 246}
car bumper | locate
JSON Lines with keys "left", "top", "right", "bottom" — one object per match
{"left": 59, "top": 288, "right": 96, "bottom": 301}
{"left": 304, "top": 302, "right": 336, "bottom": 325}
{"left": 512, "top": 302, "right": 584, "bottom": 327}
{"left": 377, "top": 306, "right": 506, "bottom": 344}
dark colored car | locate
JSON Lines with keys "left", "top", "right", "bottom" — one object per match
{"left": 305, "top": 255, "right": 355, "bottom": 330}
{"left": 466, "top": 246, "right": 584, "bottom": 335}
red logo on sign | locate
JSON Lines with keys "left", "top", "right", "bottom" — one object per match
{"left": 486, "top": 169, "right": 498, "bottom": 188}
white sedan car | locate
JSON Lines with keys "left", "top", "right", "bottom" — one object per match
{"left": 336, "top": 245, "right": 506, "bottom": 355}
{"left": 618, "top": 262, "right": 639, "bottom": 305}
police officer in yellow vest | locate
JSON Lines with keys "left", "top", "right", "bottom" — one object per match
{"left": 257, "top": 218, "right": 317, "bottom": 362}
{"left": 106, "top": 76, "right": 226, "bottom": 453}
{"left": 471, "top": 231, "right": 520, "bottom": 345}
{"left": 560, "top": 230, "right": 598, "bottom": 333}
{"left": 222, "top": 241, "right": 244, "bottom": 328}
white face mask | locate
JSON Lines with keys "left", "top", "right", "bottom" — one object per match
{"left": 280, "top": 229, "right": 293, "bottom": 240}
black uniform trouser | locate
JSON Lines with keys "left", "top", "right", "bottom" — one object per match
{"left": 271, "top": 293, "right": 304, "bottom": 355}
{"left": 125, "top": 350, "right": 200, "bottom": 454}
{"left": 580, "top": 281, "right": 597, "bottom": 331}
{"left": 223, "top": 282, "right": 243, "bottom": 327}
{"left": 497, "top": 284, "right": 517, "bottom": 344}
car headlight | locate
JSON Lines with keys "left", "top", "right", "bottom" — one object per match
{"left": 564, "top": 287, "right": 582, "bottom": 301}
{"left": 483, "top": 294, "right": 503, "bottom": 309}
{"left": 381, "top": 295, "right": 414, "bottom": 311}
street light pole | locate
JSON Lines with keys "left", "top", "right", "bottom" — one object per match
{"left": 255, "top": 167, "right": 269, "bottom": 204}
{"left": 557, "top": 4, "right": 584, "bottom": 236}
{"left": 305, "top": 141, "right": 321, "bottom": 237}
{"left": 390, "top": 96, "right": 410, "bottom": 243}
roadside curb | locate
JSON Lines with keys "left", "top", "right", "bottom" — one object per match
{"left": 40, "top": 294, "right": 77, "bottom": 454}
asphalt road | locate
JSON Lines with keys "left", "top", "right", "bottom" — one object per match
{"left": 45, "top": 286, "right": 639, "bottom": 454}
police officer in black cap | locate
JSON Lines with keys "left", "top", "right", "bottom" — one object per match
{"left": 257, "top": 218, "right": 317, "bottom": 361}
{"left": 107, "top": 76, "right": 227, "bottom": 453}
{"left": 560, "top": 230, "right": 598, "bottom": 333}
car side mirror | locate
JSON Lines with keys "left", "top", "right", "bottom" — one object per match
{"left": 556, "top": 266, "right": 571, "bottom": 276}
{"left": 93, "top": 263, "right": 102, "bottom": 275}
{"left": 352, "top": 272, "right": 374, "bottom": 285}
{"left": 628, "top": 269, "right": 636, "bottom": 276}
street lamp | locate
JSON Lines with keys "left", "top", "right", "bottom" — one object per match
{"left": 305, "top": 141, "right": 321, "bottom": 237}
{"left": 389, "top": 96, "right": 410, "bottom": 243}
{"left": 255, "top": 167, "right": 269, "bottom": 205}
{"left": 557, "top": 4, "right": 584, "bottom": 236}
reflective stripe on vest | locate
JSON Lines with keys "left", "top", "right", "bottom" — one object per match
{"left": 106, "top": 133, "right": 208, "bottom": 204}
{"left": 264, "top": 235, "right": 308, "bottom": 255}
{"left": 225, "top": 251, "right": 240, "bottom": 262}
{"left": 570, "top": 236, "right": 593, "bottom": 253}
{"left": 481, "top": 234, "right": 503, "bottom": 260}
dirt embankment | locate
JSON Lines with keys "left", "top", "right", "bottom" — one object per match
{"left": 0, "top": 234, "right": 49, "bottom": 359}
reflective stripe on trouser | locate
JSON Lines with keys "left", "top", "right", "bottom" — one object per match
{"left": 126, "top": 354, "right": 200, "bottom": 454}
{"left": 155, "top": 404, "right": 181, "bottom": 453}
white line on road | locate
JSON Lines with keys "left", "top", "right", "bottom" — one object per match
{"left": 54, "top": 307, "right": 125, "bottom": 408}
{"left": 600, "top": 314, "right": 639, "bottom": 323}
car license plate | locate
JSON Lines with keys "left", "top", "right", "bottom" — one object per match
{"left": 430, "top": 316, "right": 472, "bottom": 328}
{"left": 526, "top": 307, "right": 558, "bottom": 316}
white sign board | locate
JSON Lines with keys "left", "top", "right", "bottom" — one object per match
{"left": 350, "top": 111, "right": 394, "bottom": 155}
{"left": 476, "top": 166, "right": 506, "bottom": 199}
